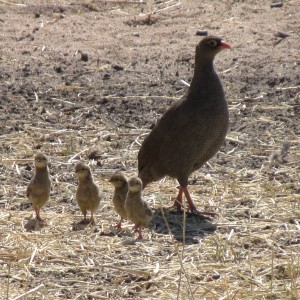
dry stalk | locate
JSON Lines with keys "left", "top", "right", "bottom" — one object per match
{"left": 11, "top": 284, "right": 45, "bottom": 300}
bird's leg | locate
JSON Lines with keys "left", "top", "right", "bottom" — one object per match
{"left": 172, "top": 187, "right": 184, "bottom": 211}
{"left": 90, "top": 212, "right": 95, "bottom": 225}
{"left": 133, "top": 224, "right": 139, "bottom": 232}
{"left": 115, "top": 217, "right": 123, "bottom": 231}
{"left": 81, "top": 211, "right": 88, "bottom": 224}
{"left": 136, "top": 226, "right": 143, "bottom": 240}
{"left": 35, "top": 208, "right": 43, "bottom": 221}
{"left": 182, "top": 187, "right": 217, "bottom": 217}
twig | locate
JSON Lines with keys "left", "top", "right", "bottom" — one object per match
{"left": 67, "top": 148, "right": 89, "bottom": 163}
{"left": 105, "top": 95, "right": 180, "bottom": 101}
{"left": 276, "top": 86, "right": 300, "bottom": 91}
{"left": 225, "top": 136, "right": 245, "bottom": 145}
{"left": 6, "top": 263, "right": 10, "bottom": 300}
{"left": 179, "top": 79, "right": 190, "bottom": 87}
{"left": 176, "top": 198, "right": 194, "bottom": 300}
{"left": 0, "top": 0, "right": 26, "bottom": 6}
{"left": 29, "top": 246, "right": 38, "bottom": 264}
{"left": 12, "top": 284, "right": 45, "bottom": 300}
{"left": 154, "top": 2, "right": 182, "bottom": 14}
{"left": 94, "top": 264, "right": 151, "bottom": 277}
{"left": 96, "top": 0, "right": 146, "bottom": 3}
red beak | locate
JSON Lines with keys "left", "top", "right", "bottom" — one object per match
{"left": 220, "top": 40, "right": 231, "bottom": 49}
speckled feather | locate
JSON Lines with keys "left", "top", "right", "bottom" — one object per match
{"left": 75, "top": 163, "right": 101, "bottom": 216}
{"left": 125, "top": 178, "right": 153, "bottom": 228}
{"left": 26, "top": 153, "right": 51, "bottom": 210}
{"left": 110, "top": 172, "right": 128, "bottom": 220}
{"left": 76, "top": 182, "right": 100, "bottom": 214}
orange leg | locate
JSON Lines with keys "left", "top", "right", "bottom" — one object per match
{"left": 81, "top": 210, "right": 88, "bottom": 224}
{"left": 182, "top": 187, "right": 217, "bottom": 217}
{"left": 35, "top": 208, "right": 43, "bottom": 221}
{"left": 172, "top": 187, "right": 184, "bottom": 210}
{"left": 115, "top": 217, "right": 123, "bottom": 230}
{"left": 171, "top": 186, "right": 217, "bottom": 217}
{"left": 132, "top": 224, "right": 144, "bottom": 239}
{"left": 136, "top": 226, "right": 143, "bottom": 240}
{"left": 90, "top": 211, "right": 95, "bottom": 225}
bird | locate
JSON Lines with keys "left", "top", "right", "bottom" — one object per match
{"left": 26, "top": 153, "right": 51, "bottom": 221}
{"left": 124, "top": 177, "right": 153, "bottom": 239}
{"left": 75, "top": 162, "right": 101, "bottom": 224}
{"left": 109, "top": 171, "right": 128, "bottom": 230}
{"left": 138, "top": 36, "right": 231, "bottom": 216}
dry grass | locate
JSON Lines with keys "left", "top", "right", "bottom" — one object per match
{"left": 1, "top": 108, "right": 299, "bottom": 299}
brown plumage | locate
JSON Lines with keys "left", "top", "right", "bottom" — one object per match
{"left": 26, "top": 153, "right": 51, "bottom": 221}
{"left": 75, "top": 162, "right": 101, "bottom": 224}
{"left": 138, "top": 36, "right": 231, "bottom": 216}
{"left": 124, "top": 177, "right": 153, "bottom": 239}
{"left": 109, "top": 171, "right": 128, "bottom": 230}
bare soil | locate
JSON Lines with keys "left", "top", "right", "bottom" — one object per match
{"left": 0, "top": 0, "right": 299, "bottom": 299}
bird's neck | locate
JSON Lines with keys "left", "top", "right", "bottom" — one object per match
{"left": 128, "top": 190, "right": 142, "bottom": 198}
{"left": 188, "top": 59, "right": 224, "bottom": 106}
{"left": 79, "top": 174, "right": 92, "bottom": 184}
{"left": 35, "top": 166, "right": 49, "bottom": 176}
{"left": 118, "top": 184, "right": 128, "bottom": 194}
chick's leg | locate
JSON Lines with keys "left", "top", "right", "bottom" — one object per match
{"left": 81, "top": 210, "right": 88, "bottom": 224}
{"left": 35, "top": 207, "right": 43, "bottom": 221}
{"left": 136, "top": 227, "right": 143, "bottom": 240}
{"left": 90, "top": 211, "right": 95, "bottom": 225}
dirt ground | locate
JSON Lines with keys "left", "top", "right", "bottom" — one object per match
{"left": 0, "top": 0, "right": 299, "bottom": 299}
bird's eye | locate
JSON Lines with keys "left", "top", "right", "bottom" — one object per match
{"left": 208, "top": 40, "right": 218, "bottom": 47}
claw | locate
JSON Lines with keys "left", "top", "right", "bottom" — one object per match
{"left": 171, "top": 186, "right": 217, "bottom": 218}
{"left": 190, "top": 208, "right": 218, "bottom": 217}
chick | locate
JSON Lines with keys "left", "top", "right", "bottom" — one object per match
{"left": 75, "top": 162, "right": 101, "bottom": 224}
{"left": 109, "top": 172, "right": 128, "bottom": 230}
{"left": 26, "top": 153, "right": 51, "bottom": 221}
{"left": 125, "top": 177, "right": 153, "bottom": 239}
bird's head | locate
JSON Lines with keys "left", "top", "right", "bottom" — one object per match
{"left": 196, "top": 36, "right": 231, "bottom": 61}
{"left": 34, "top": 153, "right": 48, "bottom": 168}
{"left": 128, "top": 177, "right": 143, "bottom": 192}
{"left": 109, "top": 171, "right": 128, "bottom": 188}
{"left": 75, "top": 162, "right": 91, "bottom": 179}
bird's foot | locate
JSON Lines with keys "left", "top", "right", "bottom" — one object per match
{"left": 35, "top": 208, "right": 44, "bottom": 222}
{"left": 181, "top": 187, "right": 217, "bottom": 217}
{"left": 189, "top": 207, "right": 218, "bottom": 217}
{"left": 133, "top": 225, "right": 139, "bottom": 232}
{"left": 35, "top": 215, "right": 44, "bottom": 222}
{"left": 170, "top": 197, "right": 183, "bottom": 212}
{"left": 136, "top": 233, "right": 144, "bottom": 240}
{"left": 115, "top": 223, "right": 122, "bottom": 231}
{"left": 80, "top": 219, "right": 89, "bottom": 225}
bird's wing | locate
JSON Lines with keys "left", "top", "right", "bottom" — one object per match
{"left": 140, "top": 98, "right": 208, "bottom": 171}
{"left": 158, "top": 110, "right": 208, "bottom": 168}
{"left": 138, "top": 102, "right": 183, "bottom": 173}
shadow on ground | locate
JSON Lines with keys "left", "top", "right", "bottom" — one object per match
{"left": 150, "top": 208, "right": 217, "bottom": 244}
{"left": 24, "top": 217, "right": 47, "bottom": 231}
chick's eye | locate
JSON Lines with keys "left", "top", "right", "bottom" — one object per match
{"left": 208, "top": 40, "right": 218, "bottom": 47}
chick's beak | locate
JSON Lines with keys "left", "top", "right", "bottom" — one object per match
{"left": 220, "top": 40, "right": 231, "bottom": 49}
